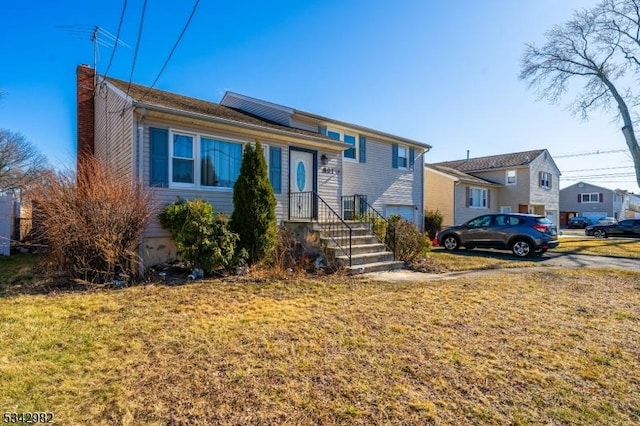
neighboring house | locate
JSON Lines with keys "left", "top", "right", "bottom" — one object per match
{"left": 425, "top": 149, "right": 561, "bottom": 227}
{"left": 76, "top": 65, "right": 431, "bottom": 267}
{"left": 560, "top": 181, "right": 640, "bottom": 225}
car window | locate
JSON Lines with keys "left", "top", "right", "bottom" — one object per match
{"left": 467, "top": 215, "right": 492, "bottom": 228}
{"left": 495, "top": 215, "right": 508, "bottom": 226}
{"left": 620, "top": 220, "right": 633, "bottom": 227}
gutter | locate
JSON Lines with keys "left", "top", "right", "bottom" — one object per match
{"left": 132, "top": 101, "right": 351, "bottom": 150}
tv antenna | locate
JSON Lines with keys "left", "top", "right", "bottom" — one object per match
{"left": 58, "top": 25, "right": 129, "bottom": 82}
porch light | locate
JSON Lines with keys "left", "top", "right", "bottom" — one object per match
{"left": 320, "top": 154, "right": 329, "bottom": 166}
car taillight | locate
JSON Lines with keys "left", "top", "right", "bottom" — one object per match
{"left": 533, "top": 224, "right": 549, "bottom": 232}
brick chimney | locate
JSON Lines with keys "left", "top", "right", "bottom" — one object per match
{"left": 76, "top": 64, "right": 95, "bottom": 172}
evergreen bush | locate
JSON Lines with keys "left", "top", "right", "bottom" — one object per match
{"left": 230, "top": 140, "right": 277, "bottom": 265}
{"left": 159, "top": 198, "right": 244, "bottom": 274}
{"left": 424, "top": 209, "right": 444, "bottom": 240}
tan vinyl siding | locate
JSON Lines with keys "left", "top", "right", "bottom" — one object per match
{"left": 424, "top": 168, "right": 456, "bottom": 227}
{"left": 472, "top": 168, "right": 530, "bottom": 209}
{"left": 454, "top": 185, "right": 498, "bottom": 224}
{"left": 342, "top": 137, "right": 422, "bottom": 227}
{"left": 94, "top": 82, "right": 133, "bottom": 178}
{"left": 315, "top": 150, "right": 341, "bottom": 213}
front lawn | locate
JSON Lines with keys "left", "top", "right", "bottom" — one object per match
{"left": 1, "top": 269, "right": 639, "bottom": 425}
{"left": 555, "top": 236, "right": 640, "bottom": 258}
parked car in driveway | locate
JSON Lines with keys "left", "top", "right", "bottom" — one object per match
{"left": 596, "top": 217, "right": 618, "bottom": 226}
{"left": 436, "top": 213, "right": 559, "bottom": 257}
{"left": 585, "top": 219, "right": 640, "bottom": 238}
{"left": 567, "top": 216, "right": 591, "bottom": 229}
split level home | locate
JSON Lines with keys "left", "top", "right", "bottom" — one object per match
{"left": 559, "top": 181, "right": 640, "bottom": 225}
{"left": 76, "top": 65, "right": 431, "bottom": 272}
{"left": 424, "top": 149, "right": 561, "bottom": 227}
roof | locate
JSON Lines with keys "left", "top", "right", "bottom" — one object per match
{"left": 221, "top": 91, "right": 432, "bottom": 150}
{"left": 426, "top": 164, "right": 500, "bottom": 186}
{"left": 103, "top": 77, "right": 329, "bottom": 140}
{"left": 433, "top": 149, "right": 546, "bottom": 172}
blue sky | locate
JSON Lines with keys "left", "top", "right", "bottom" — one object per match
{"left": 1, "top": 0, "right": 638, "bottom": 193}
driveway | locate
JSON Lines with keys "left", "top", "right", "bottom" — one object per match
{"left": 362, "top": 250, "right": 640, "bottom": 282}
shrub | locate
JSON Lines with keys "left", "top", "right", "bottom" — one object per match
{"left": 392, "top": 218, "right": 431, "bottom": 262}
{"left": 32, "top": 157, "right": 153, "bottom": 282}
{"left": 231, "top": 140, "right": 277, "bottom": 265}
{"left": 159, "top": 198, "right": 244, "bottom": 275}
{"left": 273, "top": 226, "right": 299, "bottom": 271}
{"left": 424, "top": 209, "right": 444, "bottom": 240}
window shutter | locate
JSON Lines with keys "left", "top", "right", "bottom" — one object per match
{"left": 392, "top": 143, "right": 398, "bottom": 168}
{"left": 577, "top": 194, "right": 581, "bottom": 203}
{"left": 466, "top": 186, "right": 470, "bottom": 207}
{"left": 599, "top": 193, "right": 604, "bottom": 202}
{"left": 359, "top": 135, "right": 366, "bottom": 163}
{"left": 409, "top": 147, "right": 415, "bottom": 169}
{"left": 269, "top": 147, "right": 282, "bottom": 194}
{"left": 150, "top": 127, "right": 168, "bottom": 187}
{"left": 318, "top": 125, "right": 327, "bottom": 136}
{"left": 487, "top": 189, "right": 491, "bottom": 208}
{"left": 550, "top": 174, "right": 553, "bottom": 188}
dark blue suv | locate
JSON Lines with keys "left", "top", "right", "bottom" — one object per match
{"left": 436, "top": 213, "right": 559, "bottom": 257}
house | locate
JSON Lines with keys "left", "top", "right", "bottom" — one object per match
{"left": 559, "top": 182, "right": 640, "bottom": 225}
{"left": 425, "top": 149, "right": 561, "bottom": 227}
{"left": 76, "top": 65, "right": 431, "bottom": 270}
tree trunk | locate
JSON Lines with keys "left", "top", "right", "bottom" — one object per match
{"left": 602, "top": 76, "right": 640, "bottom": 189}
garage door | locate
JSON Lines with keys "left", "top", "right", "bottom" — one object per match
{"left": 386, "top": 205, "right": 415, "bottom": 223}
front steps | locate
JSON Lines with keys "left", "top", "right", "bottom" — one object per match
{"left": 316, "top": 221, "right": 404, "bottom": 274}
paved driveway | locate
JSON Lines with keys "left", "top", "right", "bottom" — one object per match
{"left": 362, "top": 249, "right": 640, "bottom": 282}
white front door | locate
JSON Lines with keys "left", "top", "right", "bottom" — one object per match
{"left": 289, "top": 149, "right": 315, "bottom": 219}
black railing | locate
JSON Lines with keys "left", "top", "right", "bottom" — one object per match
{"left": 290, "top": 191, "right": 352, "bottom": 266}
{"left": 342, "top": 194, "right": 396, "bottom": 259}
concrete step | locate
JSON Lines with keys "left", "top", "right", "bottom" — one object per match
{"left": 336, "top": 251, "right": 395, "bottom": 266}
{"left": 323, "top": 242, "right": 387, "bottom": 256}
{"left": 321, "top": 235, "right": 380, "bottom": 247}
{"left": 346, "top": 260, "right": 405, "bottom": 274}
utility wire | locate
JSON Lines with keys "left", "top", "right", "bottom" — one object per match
{"left": 139, "top": 0, "right": 200, "bottom": 102}
{"left": 126, "top": 0, "right": 148, "bottom": 98}
{"left": 554, "top": 148, "right": 627, "bottom": 158}
{"left": 103, "top": 0, "right": 128, "bottom": 78}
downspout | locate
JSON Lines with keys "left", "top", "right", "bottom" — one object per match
{"left": 135, "top": 107, "right": 147, "bottom": 276}
{"left": 136, "top": 107, "right": 146, "bottom": 184}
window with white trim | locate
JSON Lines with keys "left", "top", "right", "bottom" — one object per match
{"left": 580, "top": 192, "right": 600, "bottom": 203}
{"left": 506, "top": 170, "right": 516, "bottom": 185}
{"left": 540, "top": 171, "right": 552, "bottom": 188}
{"left": 397, "top": 146, "right": 408, "bottom": 169}
{"left": 170, "top": 130, "right": 243, "bottom": 189}
{"left": 469, "top": 188, "right": 488, "bottom": 208}
{"left": 327, "top": 128, "right": 358, "bottom": 160}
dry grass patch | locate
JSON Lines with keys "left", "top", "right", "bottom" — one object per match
{"left": 1, "top": 269, "right": 639, "bottom": 424}
{"left": 427, "top": 249, "right": 540, "bottom": 271}
{"left": 556, "top": 236, "right": 640, "bottom": 258}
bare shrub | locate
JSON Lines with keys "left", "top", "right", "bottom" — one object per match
{"left": 32, "top": 157, "right": 153, "bottom": 282}
{"left": 393, "top": 220, "right": 432, "bottom": 262}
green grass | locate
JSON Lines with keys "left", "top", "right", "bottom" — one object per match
{"left": 1, "top": 268, "right": 639, "bottom": 424}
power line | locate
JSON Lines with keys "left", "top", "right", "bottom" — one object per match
{"left": 103, "top": 0, "right": 128, "bottom": 78}
{"left": 562, "top": 165, "right": 634, "bottom": 173}
{"left": 139, "top": 0, "right": 200, "bottom": 102}
{"left": 554, "top": 148, "right": 628, "bottom": 158}
{"left": 126, "top": 0, "right": 148, "bottom": 98}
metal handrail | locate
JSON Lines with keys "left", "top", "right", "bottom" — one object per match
{"left": 289, "top": 191, "right": 352, "bottom": 266}
{"left": 342, "top": 194, "right": 396, "bottom": 259}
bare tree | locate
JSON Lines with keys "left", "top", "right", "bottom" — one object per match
{"left": 0, "top": 129, "right": 48, "bottom": 193}
{"left": 520, "top": 0, "right": 640, "bottom": 189}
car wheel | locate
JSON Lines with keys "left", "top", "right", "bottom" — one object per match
{"left": 442, "top": 235, "right": 460, "bottom": 251}
{"left": 593, "top": 229, "right": 607, "bottom": 238}
{"left": 511, "top": 239, "right": 532, "bottom": 257}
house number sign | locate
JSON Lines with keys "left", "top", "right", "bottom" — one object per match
{"left": 321, "top": 167, "right": 338, "bottom": 174}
